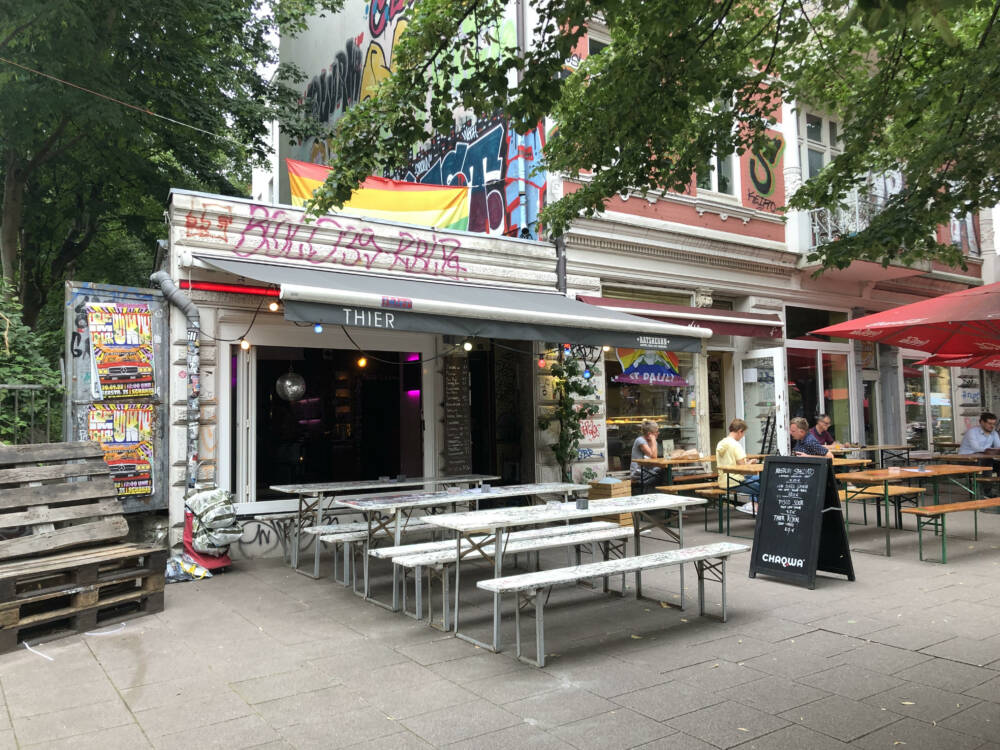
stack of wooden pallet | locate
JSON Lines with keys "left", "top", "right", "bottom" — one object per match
{"left": 0, "top": 441, "right": 166, "bottom": 653}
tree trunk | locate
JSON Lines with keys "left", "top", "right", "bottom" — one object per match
{"left": 1, "top": 152, "right": 25, "bottom": 289}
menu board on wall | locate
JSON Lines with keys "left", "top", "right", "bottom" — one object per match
{"left": 442, "top": 356, "right": 472, "bottom": 475}
{"left": 86, "top": 303, "right": 155, "bottom": 399}
{"left": 87, "top": 404, "right": 155, "bottom": 497}
{"left": 749, "top": 456, "right": 854, "bottom": 589}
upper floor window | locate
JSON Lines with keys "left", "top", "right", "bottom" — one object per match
{"left": 801, "top": 111, "right": 841, "bottom": 179}
{"left": 697, "top": 154, "right": 735, "bottom": 196}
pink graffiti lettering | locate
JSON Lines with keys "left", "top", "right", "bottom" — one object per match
{"left": 579, "top": 420, "right": 600, "bottom": 440}
{"left": 232, "top": 205, "right": 467, "bottom": 280}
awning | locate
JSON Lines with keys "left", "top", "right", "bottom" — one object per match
{"left": 577, "top": 296, "right": 783, "bottom": 338}
{"left": 197, "top": 257, "right": 711, "bottom": 351}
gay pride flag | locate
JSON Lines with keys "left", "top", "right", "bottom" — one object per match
{"left": 286, "top": 159, "right": 470, "bottom": 231}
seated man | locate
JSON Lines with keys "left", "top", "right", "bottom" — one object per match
{"left": 790, "top": 417, "right": 834, "bottom": 458}
{"left": 716, "top": 418, "right": 760, "bottom": 514}
{"left": 959, "top": 412, "right": 1000, "bottom": 496}
{"left": 809, "top": 413, "right": 836, "bottom": 446}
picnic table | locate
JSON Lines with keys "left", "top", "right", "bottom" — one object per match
{"left": 843, "top": 444, "right": 912, "bottom": 467}
{"left": 270, "top": 474, "right": 499, "bottom": 578}
{"left": 635, "top": 454, "right": 714, "bottom": 487}
{"left": 336, "top": 482, "right": 587, "bottom": 608}
{"left": 424, "top": 493, "right": 706, "bottom": 653}
{"left": 835, "top": 464, "right": 990, "bottom": 556}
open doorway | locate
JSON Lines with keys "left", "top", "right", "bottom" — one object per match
{"left": 235, "top": 345, "right": 423, "bottom": 499}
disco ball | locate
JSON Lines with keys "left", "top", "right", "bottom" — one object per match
{"left": 275, "top": 371, "right": 306, "bottom": 401}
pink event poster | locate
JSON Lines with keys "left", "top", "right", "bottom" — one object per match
{"left": 87, "top": 303, "right": 155, "bottom": 399}
{"left": 87, "top": 404, "right": 154, "bottom": 497}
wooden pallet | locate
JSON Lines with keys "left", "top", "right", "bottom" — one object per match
{"left": 0, "top": 543, "right": 166, "bottom": 652}
{"left": 0, "top": 441, "right": 128, "bottom": 561}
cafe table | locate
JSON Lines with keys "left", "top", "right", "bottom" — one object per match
{"left": 635, "top": 454, "right": 715, "bottom": 487}
{"left": 834, "top": 464, "right": 990, "bottom": 556}
{"left": 844, "top": 444, "right": 912, "bottom": 468}
{"left": 270, "top": 474, "right": 499, "bottom": 578}
{"left": 335, "top": 482, "right": 587, "bottom": 608}
{"left": 424, "top": 493, "right": 706, "bottom": 653}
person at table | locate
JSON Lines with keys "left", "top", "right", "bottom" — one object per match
{"left": 790, "top": 417, "right": 834, "bottom": 458}
{"left": 630, "top": 420, "right": 665, "bottom": 492}
{"left": 809, "top": 413, "right": 836, "bottom": 446}
{"left": 960, "top": 412, "right": 1000, "bottom": 495}
{"left": 716, "top": 418, "right": 760, "bottom": 514}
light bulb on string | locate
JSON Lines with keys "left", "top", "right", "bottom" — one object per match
{"left": 602, "top": 345, "right": 611, "bottom": 353}
{"left": 313, "top": 323, "right": 323, "bottom": 333}
{"left": 239, "top": 339, "right": 250, "bottom": 351}
{"left": 268, "top": 301, "right": 280, "bottom": 313}
{"left": 582, "top": 368, "right": 592, "bottom": 379}
{"left": 537, "top": 357, "right": 546, "bottom": 369}
{"left": 357, "top": 356, "right": 368, "bottom": 368}
{"left": 462, "top": 341, "right": 473, "bottom": 352}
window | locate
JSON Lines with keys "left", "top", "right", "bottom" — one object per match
{"left": 800, "top": 111, "right": 841, "bottom": 179}
{"left": 696, "top": 154, "right": 735, "bottom": 195}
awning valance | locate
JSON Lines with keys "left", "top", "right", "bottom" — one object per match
{"left": 577, "top": 295, "right": 783, "bottom": 339}
{"left": 196, "top": 257, "right": 712, "bottom": 351}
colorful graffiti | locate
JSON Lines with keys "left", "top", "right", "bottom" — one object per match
{"left": 292, "top": 1, "right": 546, "bottom": 239}
{"left": 392, "top": 113, "right": 546, "bottom": 238}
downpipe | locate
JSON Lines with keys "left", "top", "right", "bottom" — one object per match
{"left": 150, "top": 269, "right": 202, "bottom": 494}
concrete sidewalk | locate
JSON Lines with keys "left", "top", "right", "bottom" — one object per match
{"left": 2, "top": 505, "right": 1000, "bottom": 749}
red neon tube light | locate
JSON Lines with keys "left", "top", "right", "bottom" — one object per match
{"left": 179, "top": 280, "right": 279, "bottom": 297}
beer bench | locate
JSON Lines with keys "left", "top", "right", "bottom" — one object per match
{"left": 313, "top": 518, "right": 437, "bottom": 588}
{"left": 901, "top": 497, "right": 1000, "bottom": 563}
{"left": 386, "top": 522, "right": 637, "bottom": 628}
{"left": 840, "top": 485, "right": 926, "bottom": 529}
{"left": 478, "top": 542, "right": 749, "bottom": 667}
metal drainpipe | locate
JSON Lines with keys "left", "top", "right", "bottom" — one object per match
{"left": 554, "top": 236, "right": 567, "bottom": 294}
{"left": 150, "top": 268, "right": 202, "bottom": 493}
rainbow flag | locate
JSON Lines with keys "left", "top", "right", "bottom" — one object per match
{"left": 286, "top": 159, "right": 470, "bottom": 231}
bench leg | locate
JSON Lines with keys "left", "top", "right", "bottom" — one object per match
{"left": 413, "top": 565, "right": 421, "bottom": 620}
{"left": 696, "top": 561, "right": 704, "bottom": 616}
{"left": 514, "top": 588, "right": 546, "bottom": 668}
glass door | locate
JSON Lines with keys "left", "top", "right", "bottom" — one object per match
{"left": 735, "top": 348, "right": 788, "bottom": 456}
{"left": 231, "top": 343, "right": 257, "bottom": 504}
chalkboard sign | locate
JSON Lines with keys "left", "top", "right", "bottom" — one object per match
{"left": 749, "top": 456, "right": 855, "bottom": 589}
{"left": 442, "top": 355, "right": 472, "bottom": 474}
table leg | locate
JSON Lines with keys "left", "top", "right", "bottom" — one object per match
{"left": 311, "top": 493, "right": 325, "bottom": 578}
{"left": 363, "top": 514, "right": 373, "bottom": 598}
{"left": 291, "top": 493, "right": 304, "bottom": 569}
{"left": 633, "top": 514, "right": 642, "bottom": 598}
{"left": 452, "top": 533, "right": 462, "bottom": 633}
{"left": 679, "top": 509, "right": 685, "bottom": 609}
{"left": 492, "top": 528, "right": 505, "bottom": 652}
{"left": 884, "top": 482, "right": 891, "bottom": 557}
{"left": 391, "top": 508, "right": 403, "bottom": 612}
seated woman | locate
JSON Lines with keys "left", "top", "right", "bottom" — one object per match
{"left": 716, "top": 418, "right": 760, "bottom": 514}
{"left": 630, "top": 420, "right": 665, "bottom": 493}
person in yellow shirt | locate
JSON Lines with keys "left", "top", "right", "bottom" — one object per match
{"left": 716, "top": 418, "right": 760, "bottom": 513}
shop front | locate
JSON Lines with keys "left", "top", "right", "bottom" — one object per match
{"left": 161, "top": 190, "right": 708, "bottom": 538}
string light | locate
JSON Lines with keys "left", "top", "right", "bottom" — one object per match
{"left": 602, "top": 345, "right": 611, "bottom": 352}
{"left": 357, "top": 356, "right": 368, "bottom": 368}
{"left": 462, "top": 341, "right": 473, "bottom": 351}
{"left": 538, "top": 357, "right": 547, "bottom": 368}
{"left": 268, "top": 301, "right": 280, "bottom": 312}
{"left": 583, "top": 368, "right": 592, "bottom": 379}
{"left": 313, "top": 323, "right": 323, "bottom": 333}
{"left": 239, "top": 339, "right": 250, "bottom": 350}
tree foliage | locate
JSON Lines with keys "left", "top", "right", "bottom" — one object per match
{"left": 306, "top": 0, "right": 999, "bottom": 271}
{"left": 0, "top": 0, "right": 342, "bottom": 327}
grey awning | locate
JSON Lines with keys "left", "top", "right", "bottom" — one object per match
{"left": 196, "top": 256, "right": 711, "bottom": 351}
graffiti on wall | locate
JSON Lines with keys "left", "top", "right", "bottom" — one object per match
{"left": 293, "top": 1, "right": 546, "bottom": 239}
{"left": 745, "top": 134, "right": 784, "bottom": 213}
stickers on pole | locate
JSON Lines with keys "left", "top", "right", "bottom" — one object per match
{"left": 87, "top": 404, "right": 155, "bottom": 497}
{"left": 86, "top": 303, "right": 155, "bottom": 399}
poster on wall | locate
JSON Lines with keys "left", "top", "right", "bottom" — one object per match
{"left": 87, "top": 404, "right": 155, "bottom": 497}
{"left": 86, "top": 303, "right": 155, "bottom": 399}
{"left": 612, "top": 349, "right": 689, "bottom": 386}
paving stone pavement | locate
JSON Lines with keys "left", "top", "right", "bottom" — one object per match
{"left": 2, "top": 502, "right": 1000, "bottom": 749}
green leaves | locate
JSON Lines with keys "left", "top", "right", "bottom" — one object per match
{"left": 537, "top": 355, "right": 600, "bottom": 483}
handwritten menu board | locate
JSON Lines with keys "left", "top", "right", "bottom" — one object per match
{"left": 749, "top": 456, "right": 854, "bottom": 588}
{"left": 442, "top": 356, "right": 472, "bottom": 475}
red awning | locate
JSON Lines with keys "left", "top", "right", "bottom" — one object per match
{"left": 577, "top": 296, "right": 783, "bottom": 339}
{"left": 811, "top": 281, "right": 1000, "bottom": 355}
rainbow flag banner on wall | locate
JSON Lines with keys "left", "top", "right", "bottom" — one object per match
{"left": 286, "top": 159, "right": 470, "bottom": 231}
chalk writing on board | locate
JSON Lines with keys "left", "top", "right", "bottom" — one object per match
{"left": 770, "top": 465, "right": 814, "bottom": 534}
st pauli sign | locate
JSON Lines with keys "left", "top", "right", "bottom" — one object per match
{"left": 611, "top": 348, "right": 689, "bottom": 386}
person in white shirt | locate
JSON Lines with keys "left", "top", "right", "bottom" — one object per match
{"left": 716, "top": 418, "right": 759, "bottom": 514}
{"left": 959, "top": 412, "right": 1000, "bottom": 496}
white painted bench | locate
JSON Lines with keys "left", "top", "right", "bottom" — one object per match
{"left": 393, "top": 524, "right": 639, "bottom": 628}
{"left": 477, "top": 542, "right": 750, "bottom": 667}
{"left": 317, "top": 518, "right": 437, "bottom": 589}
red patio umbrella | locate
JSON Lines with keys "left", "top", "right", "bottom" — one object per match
{"left": 912, "top": 353, "right": 1000, "bottom": 372}
{"left": 810, "top": 281, "right": 1000, "bottom": 355}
